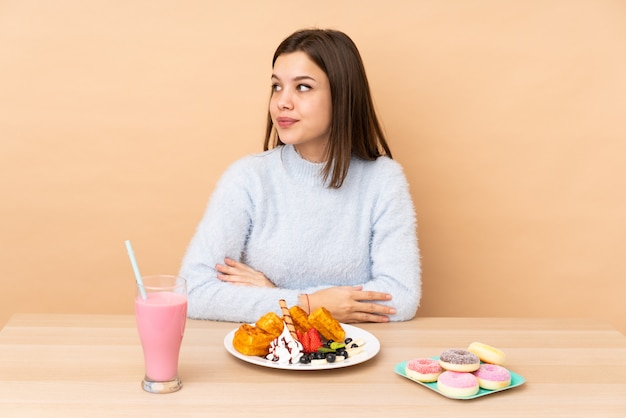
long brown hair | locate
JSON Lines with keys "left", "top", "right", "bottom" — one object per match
{"left": 264, "top": 29, "right": 392, "bottom": 188}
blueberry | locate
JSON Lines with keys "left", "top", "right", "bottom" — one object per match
{"left": 299, "top": 356, "right": 311, "bottom": 364}
{"left": 344, "top": 338, "right": 353, "bottom": 345}
{"left": 326, "top": 353, "right": 337, "bottom": 363}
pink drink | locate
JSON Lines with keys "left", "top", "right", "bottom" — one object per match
{"left": 135, "top": 291, "right": 187, "bottom": 381}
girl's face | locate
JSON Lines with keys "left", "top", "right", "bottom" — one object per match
{"left": 270, "top": 51, "right": 332, "bottom": 161}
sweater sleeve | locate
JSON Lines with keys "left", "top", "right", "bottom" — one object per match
{"left": 178, "top": 159, "right": 301, "bottom": 322}
{"left": 360, "top": 160, "right": 421, "bottom": 321}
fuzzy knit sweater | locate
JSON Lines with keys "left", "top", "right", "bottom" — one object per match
{"left": 179, "top": 144, "right": 421, "bottom": 322}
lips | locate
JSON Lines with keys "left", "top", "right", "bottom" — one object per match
{"left": 276, "top": 117, "right": 298, "bottom": 128}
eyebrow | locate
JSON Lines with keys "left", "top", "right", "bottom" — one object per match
{"left": 271, "top": 74, "right": 317, "bottom": 82}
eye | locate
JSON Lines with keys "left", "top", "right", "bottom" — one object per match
{"left": 271, "top": 83, "right": 282, "bottom": 92}
{"left": 297, "top": 84, "right": 311, "bottom": 92}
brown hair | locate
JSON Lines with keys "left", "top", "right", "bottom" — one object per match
{"left": 263, "top": 28, "right": 392, "bottom": 188}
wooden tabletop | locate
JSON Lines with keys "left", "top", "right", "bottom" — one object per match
{"left": 1, "top": 314, "right": 625, "bottom": 417}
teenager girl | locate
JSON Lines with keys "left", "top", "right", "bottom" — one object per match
{"left": 180, "top": 28, "right": 421, "bottom": 323}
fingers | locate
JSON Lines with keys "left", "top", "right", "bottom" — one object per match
{"left": 360, "top": 301, "right": 396, "bottom": 316}
{"left": 220, "top": 258, "right": 250, "bottom": 273}
{"left": 216, "top": 258, "right": 274, "bottom": 288}
{"left": 311, "top": 286, "right": 397, "bottom": 323}
{"left": 341, "top": 310, "right": 391, "bottom": 324}
{"left": 216, "top": 258, "right": 253, "bottom": 276}
{"left": 357, "top": 289, "right": 393, "bottom": 302}
{"left": 216, "top": 259, "right": 250, "bottom": 283}
{"left": 216, "top": 270, "right": 246, "bottom": 284}
{"left": 350, "top": 289, "right": 395, "bottom": 322}
{"left": 350, "top": 312, "right": 391, "bottom": 324}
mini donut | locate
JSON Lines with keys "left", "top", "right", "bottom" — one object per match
{"left": 405, "top": 358, "right": 443, "bottom": 382}
{"left": 473, "top": 364, "right": 511, "bottom": 390}
{"left": 467, "top": 341, "right": 506, "bottom": 365}
{"left": 439, "top": 349, "right": 480, "bottom": 372}
{"left": 437, "top": 371, "right": 479, "bottom": 398}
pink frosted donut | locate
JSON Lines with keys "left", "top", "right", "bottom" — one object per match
{"left": 473, "top": 364, "right": 511, "bottom": 390}
{"left": 439, "top": 349, "right": 480, "bottom": 372}
{"left": 437, "top": 371, "right": 479, "bottom": 398}
{"left": 405, "top": 358, "right": 443, "bottom": 382}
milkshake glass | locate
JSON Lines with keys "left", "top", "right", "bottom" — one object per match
{"left": 135, "top": 275, "right": 187, "bottom": 393}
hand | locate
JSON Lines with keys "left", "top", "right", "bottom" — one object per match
{"left": 216, "top": 258, "right": 275, "bottom": 288}
{"left": 307, "top": 286, "right": 395, "bottom": 323}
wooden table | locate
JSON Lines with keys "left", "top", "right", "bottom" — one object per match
{"left": 1, "top": 314, "right": 625, "bottom": 417}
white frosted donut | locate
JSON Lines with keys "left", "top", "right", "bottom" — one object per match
{"left": 405, "top": 358, "right": 443, "bottom": 382}
{"left": 467, "top": 341, "right": 506, "bottom": 365}
{"left": 437, "top": 371, "right": 479, "bottom": 398}
{"left": 439, "top": 349, "right": 480, "bottom": 372}
{"left": 473, "top": 364, "right": 511, "bottom": 390}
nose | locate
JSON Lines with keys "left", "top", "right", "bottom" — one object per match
{"left": 276, "top": 90, "right": 293, "bottom": 110}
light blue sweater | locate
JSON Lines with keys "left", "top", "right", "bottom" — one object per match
{"left": 179, "top": 144, "right": 421, "bottom": 322}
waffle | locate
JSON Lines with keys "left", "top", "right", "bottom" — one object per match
{"left": 255, "top": 311, "right": 284, "bottom": 337}
{"left": 289, "top": 305, "right": 312, "bottom": 334}
{"left": 308, "top": 307, "right": 345, "bottom": 342}
{"left": 232, "top": 324, "right": 276, "bottom": 356}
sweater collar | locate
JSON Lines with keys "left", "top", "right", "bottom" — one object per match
{"left": 281, "top": 145, "right": 327, "bottom": 187}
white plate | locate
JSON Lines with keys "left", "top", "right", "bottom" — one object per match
{"left": 224, "top": 323, "right": 380, "bottom": 370}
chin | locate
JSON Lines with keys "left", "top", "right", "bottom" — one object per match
{"left": 276, "top": 136, "right": 303, "bottom": 146}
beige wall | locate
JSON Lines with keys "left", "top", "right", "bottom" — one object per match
{"left": 1, "top": 1, "right": 625, "bottom": 333}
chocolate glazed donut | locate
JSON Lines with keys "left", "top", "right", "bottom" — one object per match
{"left": 438, "top": 349, "right": 480, "bottom": 372}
